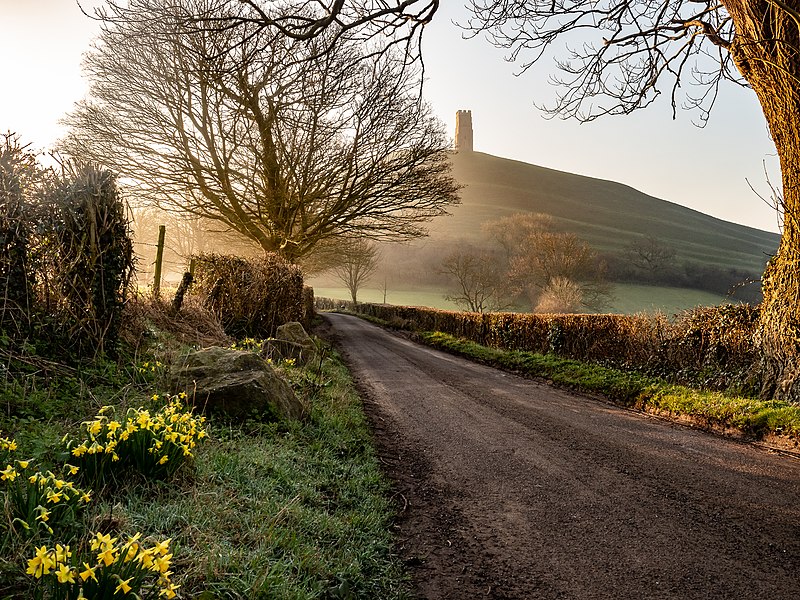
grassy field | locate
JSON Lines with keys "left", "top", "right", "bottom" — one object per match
{"left": 436, "top": 152, "right": 778, "bottom": 274}
{"left": 313, "top": 283, "right": 730, "bottom": 315}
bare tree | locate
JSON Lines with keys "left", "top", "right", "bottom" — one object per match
{"left": 625, "top": 235, "right": 678, "bottom": 275}
{"left": 94, "top": 0, "right": 440, "bottom": 66}
{"left": 462, "top": 1, "right": 800, "bottom": 397}
{"left": 62, "top": 0, "right": 459, "bottom": 264}
{"left": 441, "top": 245, "right": 512, "bottom": 313}
{"left": 332, "top": 238, "right": 380, "bottom": 303}
{"left": 482, "top": 212, "right": 552, "bottom": 260}
{"left": 535, "top": 276, "right": 584, "bottom": 314}
{"left": 509, "top": 230, "right": 612, "bottom": 312}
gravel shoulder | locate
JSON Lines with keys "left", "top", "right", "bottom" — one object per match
{"left": 318, "top": 313, "right": 800, "bottom": 600}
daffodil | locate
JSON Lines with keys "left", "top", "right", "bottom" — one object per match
{"left": 26, "top": 546, "right": 54, "bottom": 578}
{"left": 153, "top": 538, "right": 171, "bottom": 556}
{"left": 154, "top": 553, "right": 172, "bottom": 574}
{"left": 115, "top": 576, "right": 133, "bottom": 594}
{"left": 97, "top": 546, "right": 117, "bottom": 567}
{"left": 17, "top": 459, "right": 29, "bottom": 469}
{"left": 1, "top": 464, "right": 17, "bottom": 481}
{"left": 56, "top": 563, "right": 76, "bottom": 584}
{"left": 91, "top": 532, "right": 115, "bottom": 551}
{"left": 80, "top": 562, "right": 97, "bottom": 582}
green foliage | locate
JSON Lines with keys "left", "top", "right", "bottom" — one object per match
{"left": 111, "top": 348, "right": 410, "bottom": 599}
{"left": 192, "top": 253, "right": 304, "bottom": 337}
{"left": 1, "top": 461, "right": 92, "bottom": 547}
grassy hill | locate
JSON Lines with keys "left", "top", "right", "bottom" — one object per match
{"left": 432, "top": 151, "right": 779, "bottom": 274}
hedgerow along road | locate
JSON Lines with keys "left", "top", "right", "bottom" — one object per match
{"left": 321, "top": 312, "right": 800, "bottom": 600}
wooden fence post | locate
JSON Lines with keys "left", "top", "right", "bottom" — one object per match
{"left": 153, "top": 225, "right": 166, "bottom": 298}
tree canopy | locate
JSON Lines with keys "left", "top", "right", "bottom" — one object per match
{"left": 64, "top": 0, "right": 459, "bottom": 264}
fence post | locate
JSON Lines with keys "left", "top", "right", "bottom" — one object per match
{"left": 153, "top": 225, "right": 166, "bottom": 298}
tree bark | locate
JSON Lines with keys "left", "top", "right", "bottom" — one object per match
{"left": 724, "top": 0, "right": 800, "bottom": 399}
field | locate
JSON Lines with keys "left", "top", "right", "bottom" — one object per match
{"left": 313, "top": 284, "right": 730, "bottom": 315}
{"left": 438, "top": 152, "right": 778, "bottom": 274}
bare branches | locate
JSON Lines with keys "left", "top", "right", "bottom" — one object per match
{"left": 61, "top": 0, "right": 459, "bottom": 264}
{"left": 463, "top": 0, "right": 742, "bottom": 122}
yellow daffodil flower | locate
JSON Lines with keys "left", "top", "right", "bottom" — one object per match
{"left": 56, "top": 564, "right": 75, "bottom": 584}
{"left": 115, "top": 576, "right": 133, "bottom": 594}
{"left": 80, "top": 562, "right": 97, "bottom": 582}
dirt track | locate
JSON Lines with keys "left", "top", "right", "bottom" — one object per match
{"left": 319, "top": 312, "right": 800, "bottom": 599}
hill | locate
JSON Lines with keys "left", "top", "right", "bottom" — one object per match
{"left": 429, "top": 151, "right": 779, "bottom": 275}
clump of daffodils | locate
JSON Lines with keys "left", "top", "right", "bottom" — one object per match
{"left": 26, "top": 531, "right": 179, "bottom": 599}
{"left": 0, "top": 435, "right": 90, "bottom": 542}
{"left": 230, "top": 337, "right": 263, "bottom": 352}
{"left": 66, "top": 395, "right": 208, "bottom": 485}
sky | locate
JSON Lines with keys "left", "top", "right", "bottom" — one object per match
{"left": 0, "top": 0, "right": 783, "bottom": 234}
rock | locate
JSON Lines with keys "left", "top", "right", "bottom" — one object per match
{"left": 267, "top": 321, "right": 318, "bottom": 364}
{"left": 168, "top": 346, "right": 307, "bottom": 421}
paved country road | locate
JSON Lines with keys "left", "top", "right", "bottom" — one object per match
{"left": 319, "top": 312, "right": 800, "bottom": 600}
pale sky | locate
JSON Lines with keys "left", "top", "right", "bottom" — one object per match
{"left": 0, "top": 0, "right": 782, "bottom": 234}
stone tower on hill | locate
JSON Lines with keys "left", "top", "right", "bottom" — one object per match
{"left": 455, "top": 110, "right": 473, "bottom": 152}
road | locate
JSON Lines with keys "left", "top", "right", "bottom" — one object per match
{"left": 320, "top": 313, "right": 800, "bottom": 600}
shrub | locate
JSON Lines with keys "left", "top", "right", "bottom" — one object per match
{"left": 44, "top": 163, "right": 135, "bottom": 358}
{"left": 0, "top": 134, "right": 41, "bottom": 339}
{"left": 192, "top": 253, "right": 304, "bottom": 337}
{"left": 318, "top": 298, "right": 763, "bottom": 393}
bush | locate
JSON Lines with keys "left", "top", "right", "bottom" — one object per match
{"left": 192, "top": 253, "right": 304, "bottom": 337}
{"left": 45, "top": 163, "right": 135, "bottom": 358}
{"left": 0, "top": 147, "right": 135, "bottom": 360}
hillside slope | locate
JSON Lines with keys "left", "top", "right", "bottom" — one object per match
{"left": 429, "top": 152, "right": 779, "bottom": 274}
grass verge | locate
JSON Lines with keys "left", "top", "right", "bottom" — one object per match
{"left": 0, "top": 343, "right": 410, "bottom": 599}
{"left": 420, "top": 331, "right": 800, "bottom": 443}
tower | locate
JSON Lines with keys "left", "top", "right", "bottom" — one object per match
{"left": 455, "top": 110, "right": 473, "bottom": 152}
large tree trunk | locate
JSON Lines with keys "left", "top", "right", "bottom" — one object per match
{"left": 724, "top": 0, "right": 800, "bottom": 399}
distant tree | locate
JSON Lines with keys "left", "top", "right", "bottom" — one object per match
{"left": 625, "top": 236, "right": 677, "bottom": 276}
{"left": 482, "top": 212, "right": 552, "bottom": 260}
{"left": 62, "top": 0, "right": 459, "bottom": 264}
{"left": 441, "top": 245, "right": 512, "bottom": 313}
{"left": 332, "top": 238, "right": 380, "bottom": 303}
{"left": 509, "top": 230, "right": 612, "bottom": 312}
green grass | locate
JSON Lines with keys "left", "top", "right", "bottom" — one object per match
{"left": 314, "top": 283, "right": 729, "bottom": 315}
{"left": 605, "top": 284, "right": 729, "bottom": 314}
{"left": 439, "top": 151, "right": 778, "bottom": 273}
{"left": 420, "top": 331, "right": 800, "bottom": 441}
{"left": 0, "top": 346, "right": 410, "bottom": 599}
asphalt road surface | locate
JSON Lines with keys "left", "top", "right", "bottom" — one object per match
{"left": 320, "top": 312, "right": 800, "bottom": 599}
